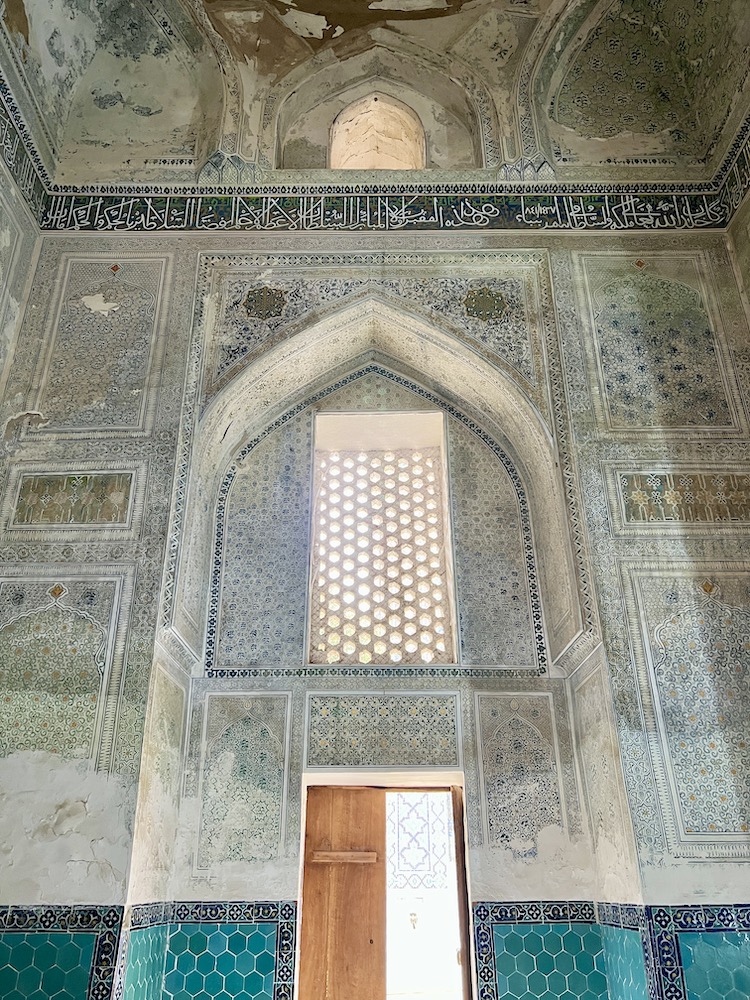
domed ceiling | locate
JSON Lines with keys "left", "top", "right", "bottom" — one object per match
{"left": 0, "top": 0, "right": 748, "bottom": 188}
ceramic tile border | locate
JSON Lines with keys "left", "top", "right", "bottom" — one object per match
{"left": 127, "top": 900, "right": 296, "bottom": 1000}
{"left": 473, "top": 900, "right": 750, "bottom": 1000}
{"left": 0, "top": 905, "right": 123, "bottom": 1000}
{"left": 2, "top": 65, "right": 750, "bottom": 232}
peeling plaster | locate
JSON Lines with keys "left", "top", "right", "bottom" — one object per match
{"left": 0, "top": 752, "right": 135, "bottom": 904}
{"left": 468, "top": 827, "right": 598, "bottom": 901}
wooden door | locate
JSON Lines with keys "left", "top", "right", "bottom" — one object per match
{"left": 298, "top": 786, "right": 387, "bottom": 1000}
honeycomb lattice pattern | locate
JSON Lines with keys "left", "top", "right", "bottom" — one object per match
{"left": 310, "top": 447, "right": 454, "bottom": 665}
{"left": 0, "top": 931, "right": 96, "bottom": 1000}
{"left": 163, "top": 922, "right": 277, "bottom": 1000}
{"left": 492, "top": 922, "right": 608, "bottom": 1000}
{"left": 680, "top": 930, "right": 750, "bottom": 1000}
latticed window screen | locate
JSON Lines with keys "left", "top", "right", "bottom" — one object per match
{"left": 309, "top": 416, "right": 456, "bottom": 665}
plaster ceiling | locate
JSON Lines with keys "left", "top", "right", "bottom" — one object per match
{"left": 0, "top": 0, "right": 748, "bottom": 184}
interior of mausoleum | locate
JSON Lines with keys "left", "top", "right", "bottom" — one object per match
{"left": 1, "top": 0, "right": 750, "bottom": 998}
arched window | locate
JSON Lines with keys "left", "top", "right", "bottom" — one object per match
{"left": 329, "top": 94, "right": 426, "bottom": 170}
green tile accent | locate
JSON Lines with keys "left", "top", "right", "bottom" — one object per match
{"left": 163, "top": 922, "right": 277, "bottom": 1000}
{"left": 493, "top": 922, "right": 607, "bottom": 1000}
{"left": 601, "top": 925, "right": 649, "bottom": 1000}
{"left": 680, "top": 930, "right": 750, "bottom": 1000}
{"left": 122, "top": 924, "right": 169, "bottom": 1000}
{"left": 0, "top": 931, "right": 96, "bottom": 1000}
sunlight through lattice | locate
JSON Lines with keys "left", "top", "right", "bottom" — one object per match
{"left": 310, "top": 446, "right": 454, "bottom": 665}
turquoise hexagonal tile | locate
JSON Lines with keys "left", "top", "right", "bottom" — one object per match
{"left": 205, "top": 969, "right": 224, "bottom": 994}
{"left": 545, "top": 931, "right": 564, "bottom": 956}
{"left": 246, "top": 970, "right": 265, "bottom": 995}
{"left": 256, "top": 950, "right": 275, "bottom": 976}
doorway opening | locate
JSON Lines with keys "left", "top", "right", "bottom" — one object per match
{"left": 297, "top": 784, "right": 472, "bottom": 1000}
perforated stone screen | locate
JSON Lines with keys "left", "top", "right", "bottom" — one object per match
{"left": 309, "top": 413, "right": 456, "bottom": 665}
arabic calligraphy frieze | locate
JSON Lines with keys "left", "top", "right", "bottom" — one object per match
{"left": 0, "top": 78, "right": 47, "bottom": 219}
{"left": 39, "top": 190, "right": 735, "bottom": 233}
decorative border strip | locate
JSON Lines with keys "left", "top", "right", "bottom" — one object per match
{"left": 206, "top": 364, "right": 546, "bottom": 675}
{"left": 0, "top": 905, "right": 123, "bottom": 1000}
{"left": 127, "top": 900, "right": 296, "bottom": 1000}
{"left": 38, "top": 190, "right": 736, "bottom": 233}
{"left": 1, "top": 58, "right": 750, "bottom": 232}
{"left": 473, "top": 901, "right": 750, "bottom": 1000}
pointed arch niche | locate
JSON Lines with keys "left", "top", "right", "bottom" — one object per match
{"left": 176, "top": 300, "right": 582, "bottom": 673}
{"left": 329, "top": 94, "right": 425, "bottom": 170}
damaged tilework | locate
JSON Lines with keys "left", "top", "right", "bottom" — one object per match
{"left": 476, "top": 694, "right": 563, "bottom": 856}
{"left": 10, "top": 472, "right": 133, "bottom": 526}
{"left": 198, "top": 695, "right": 290, "bottom": 868}
{"left": 30, "top": 257, "right": 168, "bottom": 433}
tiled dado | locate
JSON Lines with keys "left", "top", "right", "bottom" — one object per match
{"left": 2, "top": 900, "right": 749, "bottom": 1000}
{"left": 121, "top": 901, "right": 296, "bottom": 1000}
{"left": 473, "top": 902, "right": 750, "bottom": 1000}
{"left": 0, "top": 905, "right": 123, "bottom": 1000}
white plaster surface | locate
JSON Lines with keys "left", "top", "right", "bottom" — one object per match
{"left": 468, "top": 827, "right": 597, "bottom": 901}
{"left": 0, "top": 752, "right": 135, "bottom": 904}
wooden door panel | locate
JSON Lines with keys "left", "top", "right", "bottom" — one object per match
{"left": 298, "top": 786, "right": 386, "bottom": 1000}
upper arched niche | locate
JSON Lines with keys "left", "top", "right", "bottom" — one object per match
{"left": 267, "top": 47, "right": 484, "bottom": 170}
{"left": 173, "top": 298, "right": 583, "bottom": 672}
{"left": 329, "top": 94, "right": 425, "bottom": 170}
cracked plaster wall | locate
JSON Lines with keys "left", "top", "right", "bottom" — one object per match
{"left": 1, "top": 0, "right": 223, "bottom": 183}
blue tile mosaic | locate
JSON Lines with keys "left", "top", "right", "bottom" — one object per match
{"left": 121, "top": 924, "right": 168, "bottom": 1000}
{"left": 600, "top": 926, "right": 649, "bottom": 1000}
{"left": 0, "top": 930, "right": 97, "bottom": 1000}
{"left": 163, "top": 922, "right": 277, "bottom": 1000}
{"left": 679, "top": 931, "right": 750, "bottom": 1000}
{"left": 0, "top": 906, "right": 122, "bottom": 1000}
{"left": 492, "top": 922, "right": 608, "bottom": 1000}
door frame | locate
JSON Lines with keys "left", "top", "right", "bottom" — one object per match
{"left": 296, "top": 769, "right": 476, "bottom": 1000}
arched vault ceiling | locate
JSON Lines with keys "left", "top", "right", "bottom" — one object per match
{"left": 547, "top": 0, "right": 750, "bottom": 163}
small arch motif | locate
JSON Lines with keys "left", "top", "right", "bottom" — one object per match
{"left": 330, "top": 94, "right": 425, "bottom": 170}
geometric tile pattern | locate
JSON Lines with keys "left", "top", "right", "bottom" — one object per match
{"left": 652, "top": 586, "right": 750, "bottom": 836}
{"left": 626, "top": 569, "right": 750, "bottom": 859}
{"left": 126, "top": 902, "right": 296, "bottom": 1000}
{"left": 163, "top": 923, "right": 277, "bottom": 1000}
{"left": 0, "top": 905, "right": 122, "bottom": 1000}
{"left": 593, "top": 275, "right": 731, "bottom": 429}
{"left": 646, "top": 904, "right": 750, "bottom": 1000}
{"left": 474, "top": 902, "right": 750, "bottom": 1000}
{"left": 680, "top": 930, "right": 750, "bottom": 1000}
{"left": 0, "top": 931, "right": 97, "bottom": 1000}
{"left": 210, "top": 275, "right": 532, "bottom": 393}
{"left": 448, "top": 419, "right": 535, "bottom": 667}
{"left": 491, "top": 922, "right": 608, "bottom": 1000}
{"left": 306, "top": 692, "right": 459, "bottom": 768}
